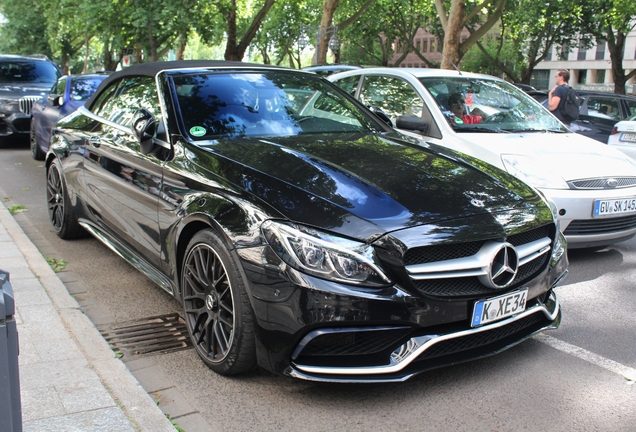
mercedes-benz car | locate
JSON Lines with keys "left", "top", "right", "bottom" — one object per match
{"left": 329, "top": 68, "right": 636, "bottom": 250}
{"left": 30, "top": 72, "right": 110, "bottom": 160}
{"left": 46, "top": 61, "right": 567, "bottom": 383}
{"left": 0, "top": 54, "right": 61, "bottom": 143}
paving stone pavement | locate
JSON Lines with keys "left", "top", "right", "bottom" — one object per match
{"left": 0, "top": 200, "right": 175, "bottom": 432}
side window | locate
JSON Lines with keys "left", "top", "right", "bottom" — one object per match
{"left": 624, "top": 100, "right": 636, "bottom": 118}
{"left": 359, "top": 76, "right": 423, "bottom": 119}
{"left": 585, "top": 97, "right": 621, "bottom": 121}
{"left": 333, "top": 76, "right": 360, "bottom": 96}
{"left": 92, "top": 76, "right": 160, "bottom": 127}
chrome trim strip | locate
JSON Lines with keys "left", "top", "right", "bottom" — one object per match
{"left": 79, "top": 220, "right": 175, "bottom": 295}
{"left": 406, "top": 237, "right": 551, "bottom": 281}
{"left": 293, "top": 291, "right": 559, "bottom": 376}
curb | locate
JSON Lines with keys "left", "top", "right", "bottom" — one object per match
{"left": 0, "top": 200, "right": 175, "bottom": 431}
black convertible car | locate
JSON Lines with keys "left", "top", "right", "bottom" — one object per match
{"left": 46, "top": 61, "right": 568, "bottom": 382}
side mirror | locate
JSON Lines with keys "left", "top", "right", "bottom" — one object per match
{"left": 368, "top": 106, "right": 393, "bottom": 127}
{"left": 48, "top": 94, "right": 63, "bottom": 107}
{"left": 396, "top": 115, "right": 429, "bottom": 134}
{"left": 131, "top": 108, "right": 157, "bottom": 154}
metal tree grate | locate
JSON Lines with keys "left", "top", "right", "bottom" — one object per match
{"left": 98, "top": 313, "right": 192, "bottom": 358}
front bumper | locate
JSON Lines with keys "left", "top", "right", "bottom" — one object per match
{"left": 237, "top": 242, "right": 568, "bottom": 382}
{"left": 0, "top": 112, "right": 31, "bottom": 137}
{"left": 541, "top": 187, "right": 636, "bottom": 248}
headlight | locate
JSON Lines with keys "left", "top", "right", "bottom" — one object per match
{"left": 551, "top": 230, "right": 567, "bottom": 267}
{"left": 261, "top": 220, "right": 392, "bottom": 287}
{"left": 501, "top": 154, "right": 569, "bottom": 189}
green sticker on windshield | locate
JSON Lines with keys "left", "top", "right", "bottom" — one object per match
{"left": 190, "top": 126, "right": 206, "bottom": 137}
{"left": 454, "top": 117, "right": 464, "bottom": 124}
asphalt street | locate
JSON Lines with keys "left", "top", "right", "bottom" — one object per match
{"left": 1, "top": 139, "right": 634, "bottom": 431}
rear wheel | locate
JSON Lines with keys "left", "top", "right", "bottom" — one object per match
{"left": 46, "top": 159, "right": 83, "bottom": 239}
{"left": 30, "top": 119, "right": 45, "bottom": 161}
{"left": 181, "top": 229, "right": 256, "bottom": 375}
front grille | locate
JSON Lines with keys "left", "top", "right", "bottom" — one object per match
{"left": 415, "top": 312, "right": 546, "bottom": 361}
{"left": 19, "top": 96, "right": 40, "bottom": 115}
{"left": 405, "top": 225, "right": 552, "bottom": 298}
{"left": 569, "top": 177, "right": 636, "bottom": 189}
{"left": 564, "top": 215, "right": 636, "bottom": 235}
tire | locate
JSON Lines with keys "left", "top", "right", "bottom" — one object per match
{"left": 46, "top": 159, "right": 84, "bottom": 239}
{"left": 181, "top": 229, "right": 256, "bottom": 375}
{"left": 30, "top": 119, "right": 45, "bottom": 161}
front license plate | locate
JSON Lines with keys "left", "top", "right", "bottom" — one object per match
{"left": 593, "top": 197, "right": 636, "bottom": 217}
{"left": 620, "top": 133, "right": 636, "bottom": 143}
{"left": 471, "top": 289, "right": 528, "bottom": 327}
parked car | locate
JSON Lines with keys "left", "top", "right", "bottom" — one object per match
{"left": 301, "top": 64, "right": 362, "bottom": 76}
{"left": 569, "top": 90, "right": 636, "bottom": 143}
{"left": 30, "top": 73, "right": 110, "bottom": 160}
{"left": 46, "top": 60, "right": 567, "bottom": 382}
{"left": 607, "top": 113, "right": 636, "bottom": 159}
{"left": 329, "top": 67, "right": 636, "bottom": 250}
{"left": 0, "top": 54, "right": 61, "bottom": 143}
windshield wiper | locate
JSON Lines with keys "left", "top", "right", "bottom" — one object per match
{"left": 454, "top": 126, "right": 509, "bottom": 133}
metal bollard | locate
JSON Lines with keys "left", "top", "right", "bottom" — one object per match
{"left": 0, "top": 269, "right": 22, "bottom": 432}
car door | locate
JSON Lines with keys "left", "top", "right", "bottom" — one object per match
{"left": 575, "top": 95, "right": 622, "bottom": 142}
{"left": 36, "top": 76, "right": 67, "bottom": 142}
{"left": 81, "top": 76, "right": 164, "bottom": 268}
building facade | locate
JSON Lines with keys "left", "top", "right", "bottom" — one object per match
{"left": 532, "top": 30, "right": 636, "bottom": 93}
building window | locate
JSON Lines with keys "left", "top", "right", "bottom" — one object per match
{"left": 416, "top": 40, "right": 421, "bottom": 51}
{"left": 413, "top": 63, "right": 419, "bottom": 68}
{"left": 559, "top": 43, "right": 569, "bottom": 60}
{"left": 530, "top": 70, "right": 549, "bottom": 90}
{"left": 422, "top": 40, "right": 428, "bottom": 52}
{"left": 577, "top": 40, "right": 586, "bottom": 60}
{"left": 596, "top": 41, "right": 605, "bottom": 60}
{"left": 407, "top": 64, "right": 412, "bottom": 68}
{"left": 430, "top": 39, "right": 435, "bottom": 52}
{"left": 545, "top": 45, "right": 552, "bottom": 61}
{"left": 596, "top": 70, "right": 605, "bottom": 84}
{"left": 578, "top": 70, "right": 587, "bottom": 84}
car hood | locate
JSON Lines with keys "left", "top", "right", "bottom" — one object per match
{"left": 194, "top": 133, "right": 547, "bottom": 240}
{"left": 0, "top": 83, "right": 50, "bottom": 98}
{"left": 456, "top": 131, "right": 636, "bottom": 180}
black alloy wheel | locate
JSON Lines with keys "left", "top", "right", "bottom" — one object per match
{"left": 30, "top": 119, "right": 45, "bottom": 160}
{"left": 46, "top": 160, "right": 83, "bottom": 239}
{"left": 181, "top": 229, "right": 256, "bottom": 375}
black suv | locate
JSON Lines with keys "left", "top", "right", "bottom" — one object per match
{"left": 0, "top": 55, "right": 61, "bottom": 142}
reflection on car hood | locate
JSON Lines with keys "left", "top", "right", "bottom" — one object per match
{"left": 196, "top": 133, "right": 545, "bottom": 239}
{"left": 0, "top": 83, "right": 50, "bottom": 97}
{"left": 458, "top": 132, "right": 636, "bottom": 180}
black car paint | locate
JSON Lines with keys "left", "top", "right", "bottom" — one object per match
{"left": 47, "top": 62, "right": 566, "bottom": 381}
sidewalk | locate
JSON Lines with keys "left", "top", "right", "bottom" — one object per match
{"left": 0, "top": 202, "right": 175, "bottom": 431}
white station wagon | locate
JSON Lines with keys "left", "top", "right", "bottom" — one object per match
{"left": 329, "top": 68, "right": 636, "bottom": 250}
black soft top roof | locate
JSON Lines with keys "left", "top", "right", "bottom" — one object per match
{"left": 85, "top": 60, "right": 292, "bottom": 110}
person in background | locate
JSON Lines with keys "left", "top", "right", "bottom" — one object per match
{"left": 448, "top": 93, "right": 487, "bottom": 124}
{"left": 548, "top": 69, "right": 570, "bottom": 123}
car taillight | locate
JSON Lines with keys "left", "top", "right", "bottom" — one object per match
{"left": 610, "top": 126, "right": 618, "bottom": 135}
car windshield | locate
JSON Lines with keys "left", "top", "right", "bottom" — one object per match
{"left": 70, "top": 77, "right": 106, "bottom": 101}
{"left": 419, "top": 77, "right": 568, "bottom": 133}
{"left": 171, "top": 71, "right": 382, "bottom": 141}
{"left": 0, "top": 61, "right": 60, "bottom": 84}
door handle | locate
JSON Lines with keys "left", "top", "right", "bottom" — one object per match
{"left": 89, "top": 136, "right": 101, "bottom": 148}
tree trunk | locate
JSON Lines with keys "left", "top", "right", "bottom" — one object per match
{"left": 316, "top": 0, "right": 340, "bottom": 65}
{"left": 175, "top": 32, "right": 188, "bottom": 60}
{"left": 441, "top": 0, "right": 465, "bottom": 70}
{"left": 606, "top": 28, "right": 626, "bottom": 94}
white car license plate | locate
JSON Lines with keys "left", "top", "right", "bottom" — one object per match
{"left": 620, "top": 133, "right": 636, "bottom": 143}
{"left": 471, "top": 289, "right": 528, "bottom": 327}
{"left": 593, "top": 197, "right": 636, "bottom": 217}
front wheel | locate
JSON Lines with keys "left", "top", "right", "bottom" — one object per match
{"left": 30, "top": 119, "right": 45, "bottom": 160}
{"left": 181, "top": 229, "right": 256, "bottom": 375}
{"left": 46, "top": 159, "right": 84, "bottom": 239}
